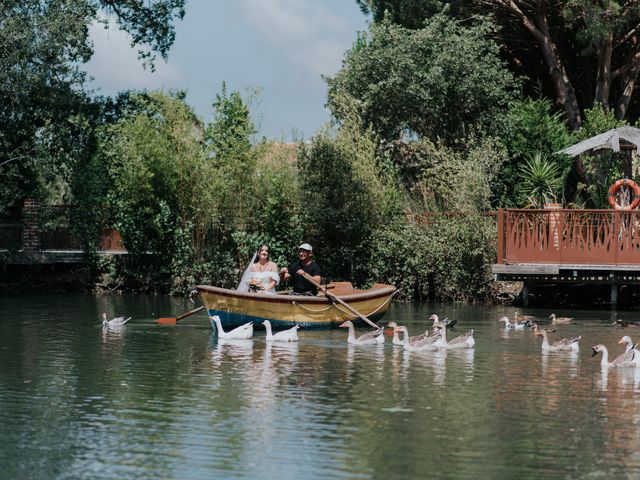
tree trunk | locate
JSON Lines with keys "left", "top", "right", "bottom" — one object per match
{"left": 616, "top": 74, "right": 636, "bottom": 120}
{"left": 594, "top": 33, "right": 613, "bottom": 108}
{"left": 488, "top": 1, "right": 582, "bottom": 129}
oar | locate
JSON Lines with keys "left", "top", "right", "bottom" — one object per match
{"left": 300, "top": 272, "right": 379, "bottom": 329}
{"left": 155, "top": 305, "right": 205, "bottom": 325}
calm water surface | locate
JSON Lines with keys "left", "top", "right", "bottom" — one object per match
{"left": 1, "top": 294, "right": 640, "bottom": 479}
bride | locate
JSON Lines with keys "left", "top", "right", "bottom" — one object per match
{"left": 238, "top": 244, "right": 279, "bottom": 294}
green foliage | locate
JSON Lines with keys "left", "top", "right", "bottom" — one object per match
{"left": 519, "top": 153, "right": 564, "bottom": 208}
{"left": 0, "top": 0, "right": 185, "bottom": 215}
{"left": 205, "top": 84, "right": 259, "bottom": 235}
{"left": 100, "top": 92, "right": 208, "bottom": 259}
{"left": 362, "top": 216, "right": 496, "bottom": 302}
{"left": 389, "top": 136, "right": 506, "bottom": 213}
{"left": 572, "top": 106, "right": 630, "bottom": 207}
{"left": 573, "top": 105, "right": 627, "bottom": 142}
{"left": 299, "top": 122, "right": 401, "bottom": 280}
{"left": 356, "top": 0, "right": 450, "bottom": 28}
{"left": 496, "top": 97, "right": 572, "bottom": 207}
{"left": 327, "top": 14, "right": 519, "bottom": 145}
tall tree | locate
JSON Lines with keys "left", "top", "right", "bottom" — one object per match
{"left": 327, "top": 15, "right": 518, "bottom": 145}
{"left": 356, "top": 0, "right": 640, "bottom": 130}
{"left": 0, "top": 0, "right": 185, "bottom": 214}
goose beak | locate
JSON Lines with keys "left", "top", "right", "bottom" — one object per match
{"left": 339, "top": 322, "right": 348, "bottom": 328}
{"left": 618, "top": 338, "right": 625, "bottom": 345}
{"left": 591, "top": 347, "right": 599, "bottom": 357}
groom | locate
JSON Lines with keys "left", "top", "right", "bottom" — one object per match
{"left": 279, "top": 243, "right": 322, "bottom": 295}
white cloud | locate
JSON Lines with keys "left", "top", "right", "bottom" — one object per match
{"left": 241, "top": 0, "right": 354, "bottom": 76}
{"left": 85, "top": 20, "right": 182, "bottom": 94}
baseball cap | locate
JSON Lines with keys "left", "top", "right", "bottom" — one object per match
{"left": 298, "top": 243, "right": 313, "bottom": 252}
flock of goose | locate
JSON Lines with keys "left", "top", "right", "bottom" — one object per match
{"left": 205, "top": 313, "right": 475, "bottom": 350}
{"left": 101, "top": 310, "right": 640, "bottom": 369}
{"left": 498, "top": 311, "right": 640, "bottom": 369}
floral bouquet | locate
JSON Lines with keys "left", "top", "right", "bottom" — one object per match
{"left": 247, "top": 277, "right": 264, "bottom": 292}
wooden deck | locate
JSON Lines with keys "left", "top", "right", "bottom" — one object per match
{"left": 492, "top": 208, "right": 640, "bottom": 305}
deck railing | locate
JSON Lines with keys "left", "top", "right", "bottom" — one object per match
{"left": 497, "top": 208, "right": 640, "bottom": 265}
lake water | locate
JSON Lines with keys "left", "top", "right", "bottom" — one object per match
{"left": 1, "top": 293, "right": 640, "bottom": 479}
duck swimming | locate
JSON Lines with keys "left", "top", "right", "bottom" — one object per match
{"left": 498, "top": 316, "right": 531, "bottom": 330}
{"left": 549, "top": 313, "right": 573, "bottom": 325}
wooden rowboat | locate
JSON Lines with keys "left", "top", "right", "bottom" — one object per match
{"left": 196, "top": 282, "right": 397, "bottom": 329}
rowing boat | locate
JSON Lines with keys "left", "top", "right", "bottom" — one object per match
{"left": 196, "top": 282, "right": 397, "bottom": 329}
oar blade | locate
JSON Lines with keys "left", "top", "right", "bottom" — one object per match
{"left": 154, "top": 317, "right": 178, "bottom": 325}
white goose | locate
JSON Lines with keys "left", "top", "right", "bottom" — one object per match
{"left": 339, "top": 321, "right": 384, "bottom": 345}
{"left": 534, "top": 327, "right": 580, "bottom": 352}
{"left": 102, "top": 312, "right": 131, "bottom": 327}
{"left": 498, "top": 316, "right": 531, "bottom": 330}
{"left": 393, "top": 325, "right": 440, "bottom": 351}
{"left": 618, "top": 335, "right": 640, "bottom": 354}
{"left": 435, "top": 324, "right": 475, "bottom": 349}
{"left": 386, "top": 321, "right": 429, "bottom": 346}
{"left": 262, "top": 320, "right": 299, "bottom": 342}
{"left": 592, "top": 344, "right": 640, "bottom": 368}
{"left": 210, "top": 315, "right": 254, "bottom": 339}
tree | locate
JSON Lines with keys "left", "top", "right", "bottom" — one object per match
{"left": 205, "top": 84, "right": 259, "bottom": 235}
{"left": 356, "top": 0, "right": 640, "bottom": 130}
{"left": 356, "top": 0, "right": 449, "bottom": 28}
{"left": 326, "top": 15, "right": 518, "bottom": 145}
{"left": 0, "top": 0, "right": 185, "bottom": 214}
{"left": 98, "top": 92, "right": 212, "bottom": 259}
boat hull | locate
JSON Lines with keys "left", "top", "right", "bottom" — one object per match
{"left": 196, "top": 283, "right": 396, "bottom": 329}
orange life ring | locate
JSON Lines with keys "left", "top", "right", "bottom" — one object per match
{"left": 608, "top": 179, "right": 640, "bottom": 210}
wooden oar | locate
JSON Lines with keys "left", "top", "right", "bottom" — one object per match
{"left": 155, "top": 305, "right": 205, "bottom": 325}
{"left": 300, "top": 272, "right": 379, "bottom": 329}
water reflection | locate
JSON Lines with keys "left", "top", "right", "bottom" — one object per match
{"left": 6, "top": 296, "right": 640, "bottom": 478}
{"left": 211, "top": 338, "right": 254, "bottom": 367}
{"left": 448, "top": 347, "right": 475, "bottom": 381}
{"left": 541, "top": 350, "right": 580, "bottom": 378}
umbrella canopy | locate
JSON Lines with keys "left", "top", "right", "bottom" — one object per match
{"left": 556, "top": 126, "right": 640, "bottom": 157}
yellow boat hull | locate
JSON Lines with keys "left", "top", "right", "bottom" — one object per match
{"left": 196, "top": 282, "right": 397, "bottom": 329}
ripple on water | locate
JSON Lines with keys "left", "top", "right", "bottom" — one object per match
{"left": 3, "top": 299, "right": 640, "bottom": 478}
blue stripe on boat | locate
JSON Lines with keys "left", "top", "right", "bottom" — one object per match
{"left": 208, "top": 309, "right": 385, "bottom": 330}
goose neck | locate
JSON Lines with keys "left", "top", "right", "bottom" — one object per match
{"left": 263, "top": 321, "right": 273, "bottom": 339}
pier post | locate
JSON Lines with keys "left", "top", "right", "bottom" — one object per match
{"left": 522, "top": 281, "right": 530, "bottom": 307}
{"left": 610, "top": 283, "right": 618, "bottom": 307}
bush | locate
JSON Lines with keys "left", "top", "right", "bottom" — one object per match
{"left": 362, "top": 215, "right": 496, "bottom": 302}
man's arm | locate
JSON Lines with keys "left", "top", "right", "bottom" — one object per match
{"left": 279, "top": 267, "right": 291, "bottom": 282}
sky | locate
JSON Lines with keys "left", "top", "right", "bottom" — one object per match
{"left": 85, "top": 0, "right": 368, "bottom": 140}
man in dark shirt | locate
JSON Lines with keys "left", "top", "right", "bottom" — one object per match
{"left": 279, "top": 243, "right": 321, "bottom": 295}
